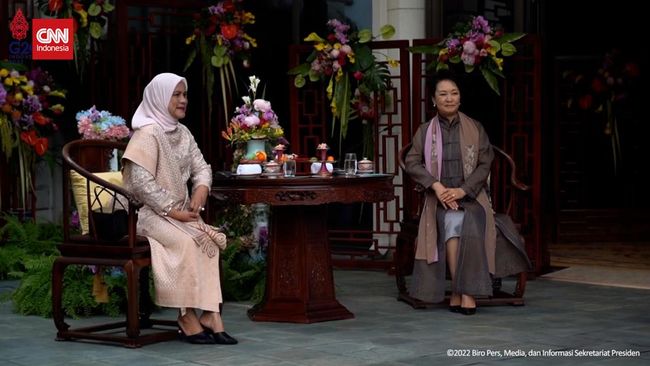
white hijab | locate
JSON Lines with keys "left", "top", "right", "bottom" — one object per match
{"left": 131, "top": 73, "right": 188, "bottom": 132}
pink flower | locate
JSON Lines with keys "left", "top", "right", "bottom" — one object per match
{"left": 244, "top": 115, "right": 260, "bottom": 127}
{"left": 463, "top": 40, "right": 477, "bottom": 55}
{"left": 253, "top": 99, "right": 272, "bottom": 112}
{"left": 461, "top": 52, "right": 476, "bottom": 66}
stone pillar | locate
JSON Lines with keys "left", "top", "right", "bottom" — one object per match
{"left": 373, "top": 0, "right": 426, "bottom": 41}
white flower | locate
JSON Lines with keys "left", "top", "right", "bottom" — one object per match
{"left": 242, "top": 96, "right": 251, "bottom": 105}
{"left": 249, "top": 75, "right": 260, "bottom": 93}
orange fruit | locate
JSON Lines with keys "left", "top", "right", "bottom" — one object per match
{"left": 255, "top": 150, "right": 267, "bottom": 161}
{"left": 327, "top": 155, "right": 335, "bottom": 161}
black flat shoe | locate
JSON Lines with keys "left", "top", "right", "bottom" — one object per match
{"left": 178, "top": 329, "right": 216, "bottom": 344}
{"left": 212, "top": 331, "right": 238, "bottom": 345}
{"left": 448, "top": 305, "right": 461, "bottom": 313}
{"left": 459, "top": 307, "right": 476, "bottom": 315}
{"left": 201, "top": 325, "right": 238, "bottom": 345}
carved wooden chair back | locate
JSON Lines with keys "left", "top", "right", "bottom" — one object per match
{"left": 53, "top": 139, "right": 177, "bottom": 347}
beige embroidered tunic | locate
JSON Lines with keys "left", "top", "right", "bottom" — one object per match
{"left": 122, "top": 123, "right": 224, "bottom": 312}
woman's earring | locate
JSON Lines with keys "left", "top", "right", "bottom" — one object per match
{"left": 432, "top": 103, "right": 437, "bottom": 108}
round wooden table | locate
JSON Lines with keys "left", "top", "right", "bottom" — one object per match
{"left": 211, "top": 173, "right": 394, "bottom": 323}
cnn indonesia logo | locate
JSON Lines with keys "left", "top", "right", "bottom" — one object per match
{"left": 32, "top": 19, "right": 73, "bottom": 60}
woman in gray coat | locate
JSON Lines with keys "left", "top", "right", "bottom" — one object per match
{"left": 405, "top": 72, "right": 496, "bottom": 315}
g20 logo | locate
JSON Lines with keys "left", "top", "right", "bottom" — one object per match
{"left": 9, "top": 41, "right": 32, "bottom": 56}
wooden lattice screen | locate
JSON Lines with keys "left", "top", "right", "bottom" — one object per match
{"left": 288, "top": 40, "right": 411, "bottom": 269}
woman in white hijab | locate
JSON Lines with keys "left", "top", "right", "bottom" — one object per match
{"left": 122, "top": 73, "right": 236, "bottom": 345}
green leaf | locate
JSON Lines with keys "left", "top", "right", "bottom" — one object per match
{"left": 408, "top": 45, "right": 435, "bottom": 54}
{"left": 362, "top": 62, "right": 391, "bottom": 92}
{"left": 355, "top": 45, "right": 374, "bottom": 70}
{"left": 449, "top": 55, "right": 461, "bottom": 64}
{"left": 488, "top": 40, "right": 501, "bottom": 53}
{"left": 214, "top": 44, "right": 228, "bottom": 56}
{"left": 434, "top": 62, "right": 449, "bottom": 72}
{"left": 103, "top": 1, "right": 115, "bottom": 13}
{"left": 0, "top": 61, "right": 27, "bottom": 71}
{"left": 338, "top": 76, "right": 352, "bottom": 140}
{"left": 489, "top": 62, "right": 505, "bottom": 78}
{"left": 496, "top": 32, "right": 526, "bottom": 43}
{"left": 304, "top": 32, "right": 326, "bottom": 43}
{"left": 305, "top": 51, "right": 318, "bottom": 63}
{"left": 183, "top": 48, "right": 197, "bottom": 72}
{"left": 287, "top": 63, "right": 311, "bottom": 76}
{"left": 308, "top": 69, "right": 321, "bottom": 82}
{"left": 294, "top": 74, "right": 306, "bottom": 88}
{"left": 89, "top": 22, "right": 102, "bottom": 39}
{"left": 358, "top": 29, "right": 372, "bottom": 43}
{"left": 88, "top": 3, "right": 102, "bottom": 16}
{"left": 501, "top": 43, "right": 517, "bottom": 57}
{"left": 464, "top": 64, "right": 475, "bottom": 73}
{"left": 211, "top": 55, "right": 224, "bottom": 68}
{"left": 380, "top": 24, "right": 395, "bottom": 39}
{"left": 481, "top": 68, "right": 501, "bottom": 96}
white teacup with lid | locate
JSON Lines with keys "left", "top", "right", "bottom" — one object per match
{"left": 357, "top": 157, "right": 374, "bottom": 173}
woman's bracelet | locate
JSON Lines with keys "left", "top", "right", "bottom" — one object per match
{"left": 161, "top": 205, "right": 173, "bottom": 217}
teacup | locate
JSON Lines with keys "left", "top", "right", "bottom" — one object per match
{"left": 358, "top": 157, "right": 373, "bottom": 172}
{"left": 264, "top": 161, "right": 281, "bottom": 174}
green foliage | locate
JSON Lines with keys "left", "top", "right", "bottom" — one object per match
{"left": 220, "top": 238, "right": 266, "bottom": 303}
{"left": 0, "top": 213, "right": 60, "bottom": 280}
{"left": 213, "top": 204, "right": 266, "bottom": 303}
{"left": 11, "top": 256, "right": 56, "bottom": 317}
{"left": 1, "top": 214, "right": 127, "bottom": 318}
{"left": 11, "top": 257, "right": 128, "bottom": 318}
{"left": 214, "top": 204, "right": 254, "bottom": 238}
{"left": 0, "top": 246, "right": 28, "bottom": 280}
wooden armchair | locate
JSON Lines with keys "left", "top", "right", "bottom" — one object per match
{"left": 52, "top": 139, "right": 177, "bottom": 347}
{"left": 394, "top": 142, "right": 531, "bottom": 308}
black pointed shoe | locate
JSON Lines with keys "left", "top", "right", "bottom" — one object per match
{"left": 448, "top": 305, "right": 461, "bottom": 313}
{"left": 459, "top": 307, "right": 476, "bottom": 315}
{"left": 201, "top": 325, "right": 238, "bottom": 345}
{"left": 178, "top": 329, "right": 217, "bottom": 344}
{"left": 212, "top": 331, "right": 238, "bottom": 345}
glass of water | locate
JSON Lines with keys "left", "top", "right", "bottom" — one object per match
{"left": 283, "top": 159, "right": 296, "bottom": 177}
{"left": 344, "top": 153, "right": 357, "bottom": 176}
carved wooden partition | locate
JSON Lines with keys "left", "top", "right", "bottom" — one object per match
{"left": 411, "top": 35, "right": 544, "bottom": 273}
{"left": 113, "top": 1, "right": 221, "bottom": 162}
{"left": 288, "top": 40, "right": 411, "bottom": 269}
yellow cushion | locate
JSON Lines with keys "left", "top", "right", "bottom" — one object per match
{"left": 69, "top": 171, "right": 123, "bottom": 234}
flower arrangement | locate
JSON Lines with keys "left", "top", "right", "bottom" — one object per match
{"left": 0, "top": 64, "right": 66, "bottom": 209}
{"left": 0, "top": 65, "right": 66, "bottom": 158}
{"left": 76, "top": 106, "right": 130, "bottom": 140}
{"left": 184, "top": 0, "right": 257, "bottom": 123}
{"left": 410, "top": 15, "right": 524, "bottom": 95}
{"left": 564, "top": 49, "right": 641, "bottom": 173}
{"left": 288, "top": 19, "right": 396, "bottom": 144}
{"left": 37, "top": 1, "right": 115, "bottom": 75}
{"left": 221, "top": 76, "right": 284, "bottom": 146}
